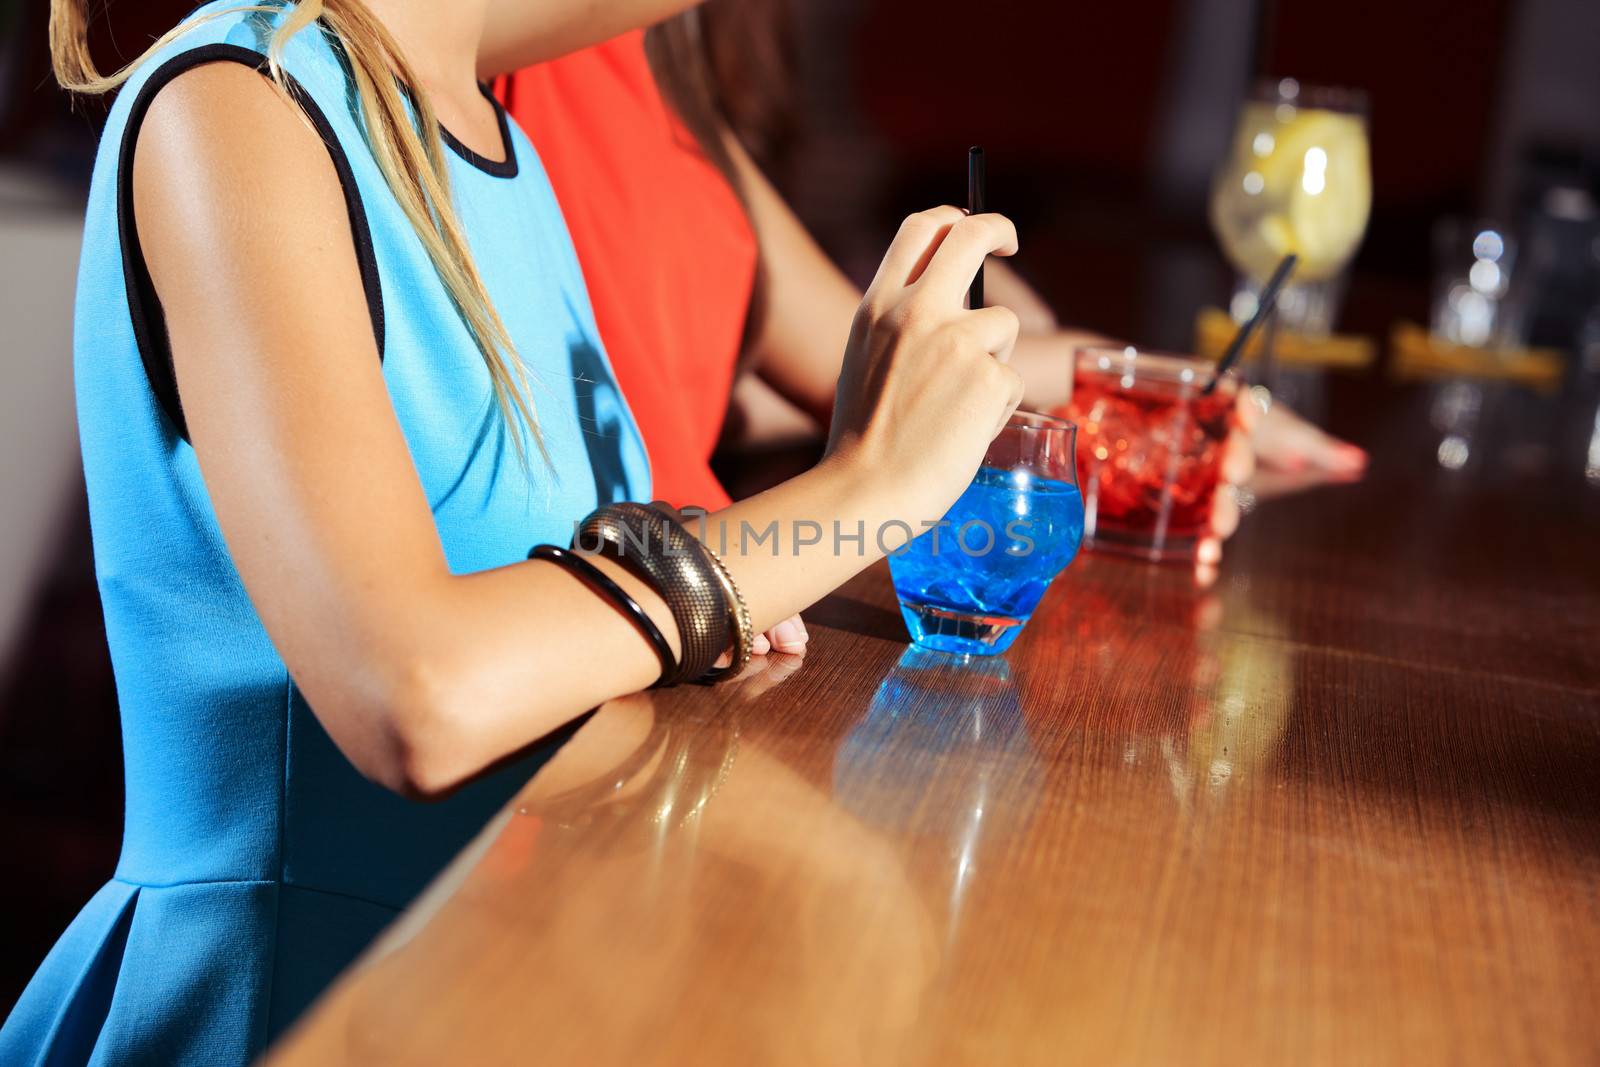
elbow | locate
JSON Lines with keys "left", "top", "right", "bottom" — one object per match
{"left": 360, "top": 657, "right": 482, "bottom": 802}
{"left": 314, "top": 638, "right": 580, "bottom": 802}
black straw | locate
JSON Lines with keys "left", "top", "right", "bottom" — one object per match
{"left": 1203, "top": 253, "right": 1297, "bottom": 395}
{"left": 967, "top": 146, "right": 986, "bottom": 310}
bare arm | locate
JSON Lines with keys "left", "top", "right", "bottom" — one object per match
{"left": 730, "top": 137, "right": 860, "bottom": 426}
{"left": 136, "top": 66, "right": 1021, "bottom": 799}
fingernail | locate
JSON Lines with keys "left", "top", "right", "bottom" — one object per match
{"left": 752, "top": 631, "right": 771, "bottom": 656}
{"left": 773, "top": 619, "right": 807, "bottom": 651}
{"left": 1324, "top": 447, "right": 1365, "bottom": 473}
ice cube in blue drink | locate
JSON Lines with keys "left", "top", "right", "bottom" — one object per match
{"left": 888, "top": 465, "right": 1084, "bottom": 656}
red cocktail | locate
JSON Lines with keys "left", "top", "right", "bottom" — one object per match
{"left": 1059, "top": 348, "right": 1238, "bottom": 561}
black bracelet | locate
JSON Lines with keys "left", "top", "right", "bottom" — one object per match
{"left": 577, "top": 503, "right": 731, "bottom": 686}
{"left": 528, "top": 544, "right": 679, "bottom": 688}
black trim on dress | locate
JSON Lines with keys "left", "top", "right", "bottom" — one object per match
{"left": 436, "top": 82, "right": 519, "bottom": 179}
{"left": 115, "top": 43, "right": 386, "bottom": 440}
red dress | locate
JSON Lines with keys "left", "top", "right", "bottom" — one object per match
{"left": 500, "top": 31, "right": 757, "bottom": 509}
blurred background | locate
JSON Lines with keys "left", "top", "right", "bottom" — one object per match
{"left": 3, "top": 0, "right": 1599, "bottom": 1011}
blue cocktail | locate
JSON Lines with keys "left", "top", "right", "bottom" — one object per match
{"left": 889, "top": 411, "right": 1083, "bottom": 656}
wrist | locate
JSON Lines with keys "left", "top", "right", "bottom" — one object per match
{"left": 815, "top": 436, "right": 946, "bottom": 538}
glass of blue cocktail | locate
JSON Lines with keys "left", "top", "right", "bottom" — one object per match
{"left": 889, "top": 411, "right": 1083, "bottom": 656}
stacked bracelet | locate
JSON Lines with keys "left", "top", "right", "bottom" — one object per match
{"left": 578, "top": 503, "right": 731, "bottom": 686}
{"left": 536, "top": 503, "right": 756, "bottom": 688}
{"left": 611, "top": 503, "right": 754, "bottom": 682}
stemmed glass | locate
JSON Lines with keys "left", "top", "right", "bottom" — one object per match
{"left": 1208, "top": 78, "right": 1372, "bottom": 391}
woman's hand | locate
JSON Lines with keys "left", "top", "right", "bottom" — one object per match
{"left": 753, "top": 614, "right": 809, "bottom": 656}
{"left": 1252, "top": 398, "right": 1368, "bottom": 474}
{"left": 745, "top": 208, "right": 1026, "bottom": 658}
{"left": 827, "top": 206, "right": 1025, "bottom": 528}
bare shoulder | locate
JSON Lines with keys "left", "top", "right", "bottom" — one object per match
{"left": 127, "top": 55, "right": 380, "bottom": 382}
{"left": 127, "top": 54, "right": 384, "bottom": 443}
{"left": 132, "top": 59, "right": 356, "bottom": 279}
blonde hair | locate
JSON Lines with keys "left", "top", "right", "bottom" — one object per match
{"left": 50, "top": 0, "right": 545, "bottom": 468}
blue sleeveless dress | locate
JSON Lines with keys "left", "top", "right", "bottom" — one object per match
{"left": 0, "top": 5, "right": 650, "bottom": 1064}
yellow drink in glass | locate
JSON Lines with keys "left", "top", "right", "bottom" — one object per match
{"left": 1209, "top": 80, "right": 1372, "bottom": 336}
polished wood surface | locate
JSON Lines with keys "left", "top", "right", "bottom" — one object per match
{"left": 268, "top": 384, "right": 1600, "bottom": 1066}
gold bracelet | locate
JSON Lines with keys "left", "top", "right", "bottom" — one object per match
{"left": 697, "top": 544, "right": 754, "bottom": 683}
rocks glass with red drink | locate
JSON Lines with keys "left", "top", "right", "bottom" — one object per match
{"left": 1062, "top": 347, "right": 1239, "bottom": 561}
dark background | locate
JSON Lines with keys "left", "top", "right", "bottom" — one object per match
{"left": 2, "top": 0, "right": 1598, "bottom": 1012}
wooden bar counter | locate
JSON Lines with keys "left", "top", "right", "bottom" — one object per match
{"left": 267, "top": 384, "right": 1600, "bottom": 1066}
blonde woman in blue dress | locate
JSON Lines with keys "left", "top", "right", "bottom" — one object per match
{"left": 3, "top": 0, "right": 1028, "bottom": 1062}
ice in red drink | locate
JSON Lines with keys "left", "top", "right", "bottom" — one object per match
{"left": 1057, "top": 349, "right": 1238, "bottom": 560}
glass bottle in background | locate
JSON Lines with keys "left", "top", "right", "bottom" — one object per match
{"left": 1209, "top": 79, "right": 1372, "bottom": 393}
